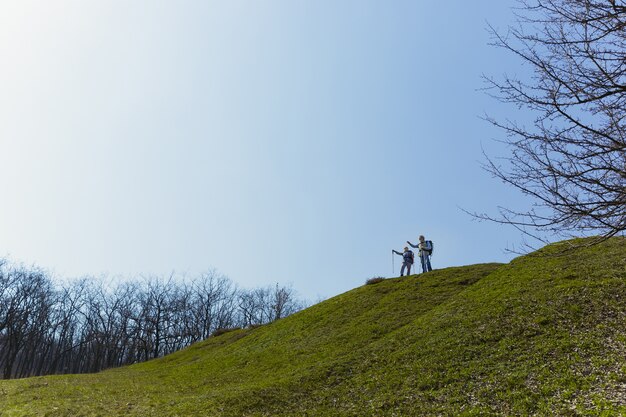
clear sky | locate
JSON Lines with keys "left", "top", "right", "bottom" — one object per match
{"left": 0, "top": 0, "right": 530, "bottom": 301}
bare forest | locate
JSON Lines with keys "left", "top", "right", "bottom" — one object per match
{"left": 0, "top": 259, "right": 305, "bottom": 379}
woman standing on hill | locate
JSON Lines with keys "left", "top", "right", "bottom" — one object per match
{"left": 392, "top": 247, "right": 414, "bottom": 276}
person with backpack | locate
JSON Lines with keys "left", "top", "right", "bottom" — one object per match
{"left": 392, "top": 247, "right": 414, "bottom": 276}
{"left": 407, "top": 235, "right": 433, "bottom": 273}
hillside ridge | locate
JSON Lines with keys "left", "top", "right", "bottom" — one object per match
{"left": 0, "top": 237, "right": 625, "bottom": 416}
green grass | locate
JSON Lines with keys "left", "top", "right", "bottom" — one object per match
{"left": 1, "top": 237, "right": 625, "bottom": 416}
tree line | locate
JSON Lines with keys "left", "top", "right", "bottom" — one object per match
{"left": 0, "top": 259, "right": 305, "bottom": 379}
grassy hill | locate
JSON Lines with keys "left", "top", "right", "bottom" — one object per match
{"left": 0, "top": 237, "right": 625, "bottom": 416}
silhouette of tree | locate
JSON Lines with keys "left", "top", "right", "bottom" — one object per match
{"left": 481, "top": 0, "right": 626, "bottom": 244}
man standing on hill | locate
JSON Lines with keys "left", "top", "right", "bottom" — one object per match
{"left": 407, "top": 235, "right": 433, "bottom": 273}
{"left": 392, "top": 247, "right": 414, "bottom": 276}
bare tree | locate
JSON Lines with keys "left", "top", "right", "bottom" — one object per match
{"left": 188, "top": 271, "right": 237, "bottom": 340}
{"left": 0, "top": 266, "right": 52, "bottom": 378}
{"left": 238, "top": 287, "right": 268, "bottom": 327}
{"left": 269, "top": 284, "right": 303, "bottom": 321}
{"left": 48, "top": 279, "right": 89, "bottom": 374}
{"left": 481, "top": 0, "right": 626, "bottom": 244}
{"left": 237, "top": 284, "right": 303, "bottom": 326}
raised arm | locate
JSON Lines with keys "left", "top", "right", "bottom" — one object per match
{"left": 392, "top": 249, "right": 402, "bottom": 256}
{"left": 406, "top": 241, "right": 418, "bottom": 248}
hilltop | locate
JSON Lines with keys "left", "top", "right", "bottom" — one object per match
{"left": 0, "top": 237, "right": 625, "bottom": 416}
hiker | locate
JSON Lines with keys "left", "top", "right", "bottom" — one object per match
{"left": 392, "top": 247, "right": 414, "bottom": 276}
{"left": 407, "top": 235, "right": 433, "bottom": 273}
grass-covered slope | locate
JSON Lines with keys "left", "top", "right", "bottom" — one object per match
{"left": 1, "top": 237, "right": 625, "bottom": 416}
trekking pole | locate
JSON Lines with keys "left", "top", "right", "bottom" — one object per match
{"left": 391, "top": 250, "right": 394, "bottom": 275}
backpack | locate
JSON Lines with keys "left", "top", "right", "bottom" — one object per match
{"left": 425, "top": 240, "right": 433, "bottom": 256}
{"left": 405, "top": 250, "right": 414, "bottom": 263}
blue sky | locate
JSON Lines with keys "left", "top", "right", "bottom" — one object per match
{"left": 0, "top": 1, "right": 530, "bottom": 301}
